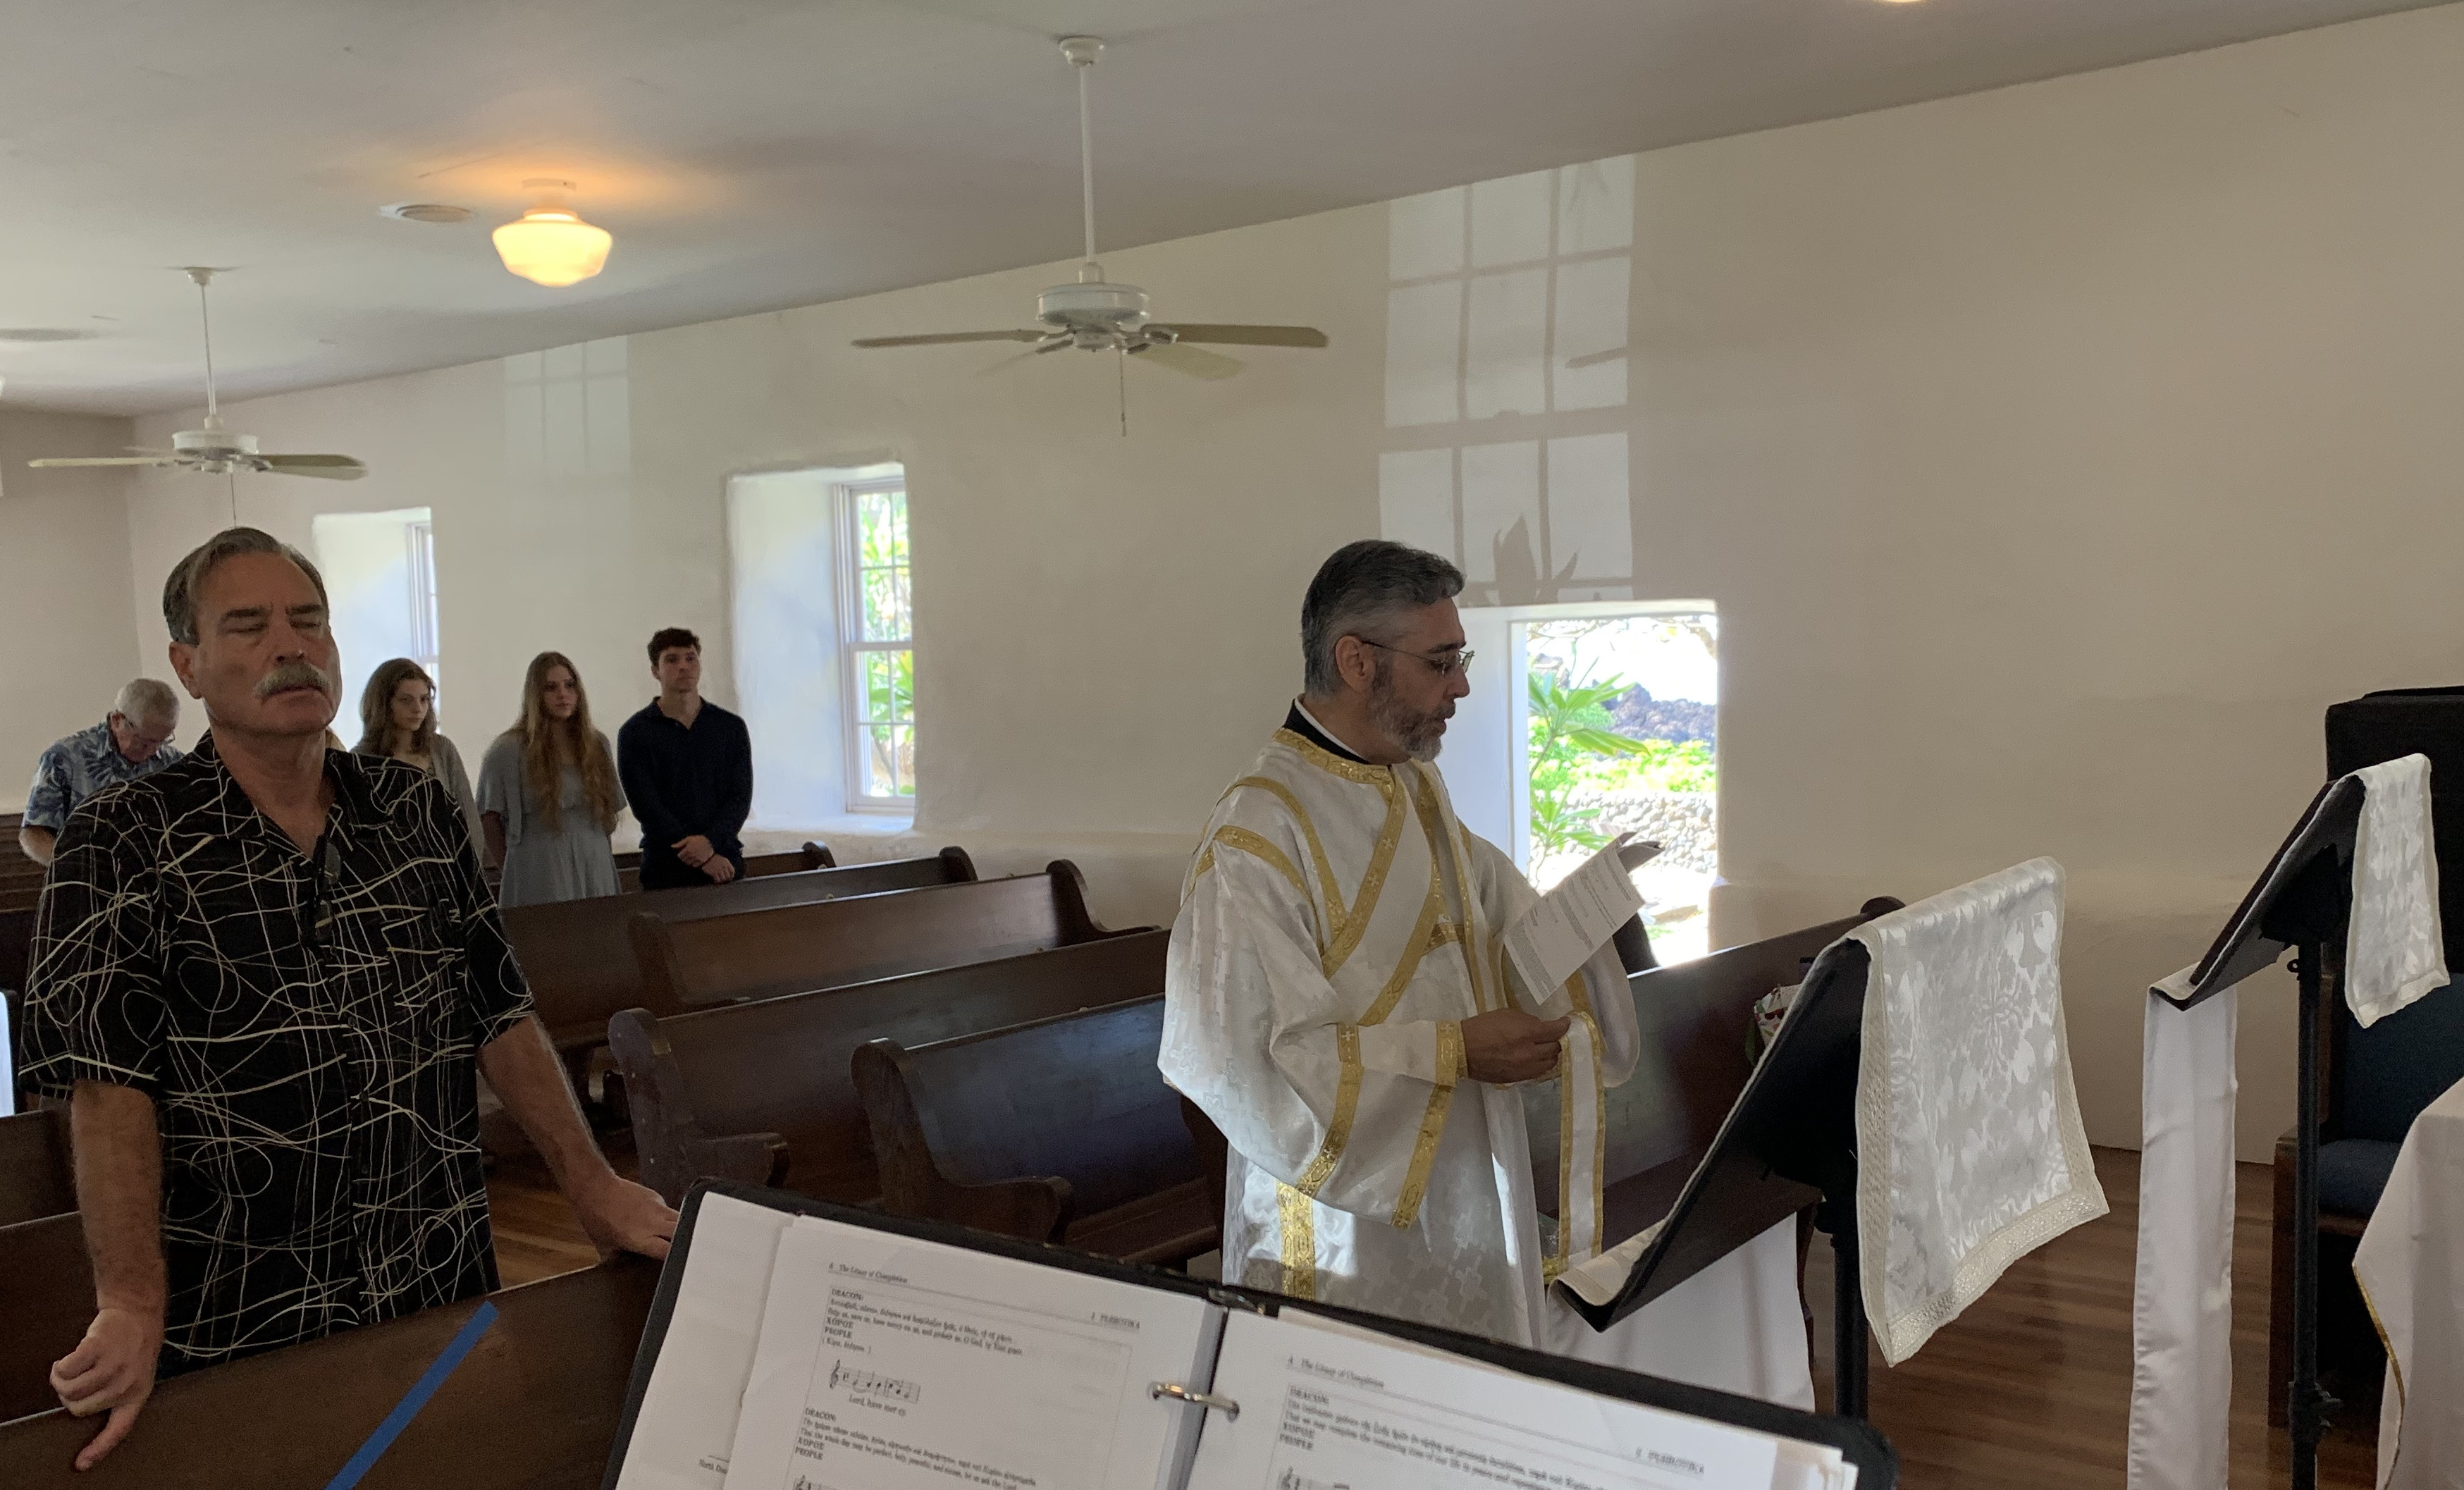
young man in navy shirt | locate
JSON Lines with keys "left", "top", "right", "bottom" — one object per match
{"left": 616, "top": 627, "right": 754, "bottom": 889}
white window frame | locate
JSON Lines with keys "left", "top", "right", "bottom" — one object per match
{"left": 407, "top": 518, "right": 442, "bottom": 714}
{"left": 834, "top": 474, "right": 916, "bottom": 813}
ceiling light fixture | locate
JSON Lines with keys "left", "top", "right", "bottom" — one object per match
{"left": 492, "top": 180, "right": 612, "bottom": 287}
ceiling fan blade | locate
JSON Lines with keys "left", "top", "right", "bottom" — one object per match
{"left": 1131, "top": 342, "right": 1243, "bottom": 381}
{"left": 261, "top": 455, "right": 367, "bottom": 480}
{"left": 28, "top": 456, "right": 171, "bottom": 467}
{"left": 1563, "top": 346, "right": 1628, "bottom": 369}
{"left": 853, "top": 330, "right": 1046, "bottom": 348}
{"left": 976, "top": 340, "right": 1073, "bottom": 377}
{"left": 1150, "top": 324, "right": 1328, "bottom": 348}
{"left": 123, "top": 446, "right": 177, "bottom": 455}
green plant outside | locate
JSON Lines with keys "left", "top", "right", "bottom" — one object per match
{"left": 1527, "top": 672, "right": 1716, "bottom": 860}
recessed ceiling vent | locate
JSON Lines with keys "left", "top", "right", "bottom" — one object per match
{"left": 381, "top": 202, "right": 474, "bottom": 224}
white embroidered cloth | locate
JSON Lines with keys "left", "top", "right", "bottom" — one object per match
{"left": 2127, "top": 753, "right": 2448, "bottom": 1490}
{"left": 1846, "top": 857, "right": 2107, "bottom": 1365}
{"left": 2355, "top": 1074, "right": 2464, "bottom": 1490}
{"left": 2348, "top": 756, "right": 2446, "bottom": 1026}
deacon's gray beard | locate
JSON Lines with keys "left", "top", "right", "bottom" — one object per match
{"left": 1368, "top": 677, "right": 1447, "bottom": 763}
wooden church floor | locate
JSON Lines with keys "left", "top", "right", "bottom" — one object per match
{"left": 488, "top": 1144, "right": 2382, "bottom": 1489}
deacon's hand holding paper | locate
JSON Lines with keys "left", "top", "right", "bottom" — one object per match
{"left": 1460, "top": 1007, "right": 1570, "bottom": 1083}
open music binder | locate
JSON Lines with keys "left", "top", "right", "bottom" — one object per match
{"left": 603, "top": 1181, "right": 1896, "bottom": 1490}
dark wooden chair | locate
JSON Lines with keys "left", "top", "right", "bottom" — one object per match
{"left": 507, "top": 847, "right": 978, "bottom": 1097}
{"left": 0, "top": 1107, "right": 74, "bottom": 1227}
{"left": 2268, "top": 952, "right": 2464, "bottom": 1422}
{"left": 0, "top": 1257, "right": 658, "bottom": 1486}
{"left": 630, "top": 859, "right": 1141, "bottom": 1011}
{"left": 612, "top": 930, "right": 1171, "bottom": 1207}
{"left": 0, "top": 1211, "right": 92, "bottom": 1424}
{"left": 854, "top": 995, "right": 1216, "bottom": 1267}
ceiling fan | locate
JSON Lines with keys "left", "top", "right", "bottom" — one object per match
{"left": 851, "top": 36, "right": 1329, "bottom": 383}
{"left": 27, "top": 268, "right": 366, "bottom": 481}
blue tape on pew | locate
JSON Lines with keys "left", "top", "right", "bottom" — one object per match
{"left": 320, "top": 1300, "right": 500, "bottom": 1490}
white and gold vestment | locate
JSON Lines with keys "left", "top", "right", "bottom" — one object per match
{"left": 1160, "top": 721, "right": 1634, "bottom": 1348}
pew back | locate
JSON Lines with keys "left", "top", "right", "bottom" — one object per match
{"left": 612, "top": 930, "right": 1171, "bottom": 1207}
{"left": 0, "top": 1212, "right": 92, "bottom": 1424}
{"left": 853, "top": 995, "right": 1215, "bottom": 1264}
{"left": 631, "top": 860, "right": 1131, "bottom": 1009}
{"left": 0, "top": 1259, "right": 657, "bottom": 1487}
{"left": 508, "top": 847, "right": 979, "bottom": 1058}
{"left": 0, "top": 1107, "right": 74, "bottom": 1226}
{"left": 614, "top": 842, "right": 828, "bottom": 894}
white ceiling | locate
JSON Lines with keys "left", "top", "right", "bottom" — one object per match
{"left": 0, "top": 0, "right": 2445, "bottom": 416}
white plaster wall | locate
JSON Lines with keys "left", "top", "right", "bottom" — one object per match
{"left": 111, "top": 5, "right": 2464, "bottom": 1155}
{"left": 0, "top": 410, "right": 140, "bottom": 811}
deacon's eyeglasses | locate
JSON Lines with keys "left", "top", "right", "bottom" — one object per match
{"left": 1359, "top": 639, "right": 1476, "bottom": 678}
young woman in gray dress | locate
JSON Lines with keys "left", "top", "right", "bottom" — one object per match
{"left": 354, "top": 658, "right": 483, "bottom": 850}
{"left": 477, "top": 651, "right": 627, "bottom": 907}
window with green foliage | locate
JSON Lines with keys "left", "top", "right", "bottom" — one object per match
{"left": 839, "top": 479, "right": 915, "bottom": 808}
{"left": 1522, "top": 610, "right": 1718, "bottom": 961}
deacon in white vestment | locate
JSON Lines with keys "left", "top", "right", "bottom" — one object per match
{"left": 1160, "top": 540, "right": 1639, "bottom": 1351}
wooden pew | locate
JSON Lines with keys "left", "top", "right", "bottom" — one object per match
{"left": 0, "top": 1211, "right": 92, "bottom": 1424}
{"left": 508, "top": 847, "right": 978, "bottom": 1090}
{"left": 611, "top": 929, "right": 1171, "bottom": 1207}
{"left": 612, "top": 839, "right": 830, "bottom": 894}
{"left": 852, "top": 995, "right": 1216, "bottom": 1267}
{"left": 0, "top": 1257, "right": 657, "bottom": 1486}
{"left": 1522, "top": 898, "right": 1904, "bottom": 1246}
{"left": 0, "top": 1107, "right": 74, "bottom": 1226}
{"left": 632, "top": 860, "right": 1140, "bottom": 1010}
{"left": 1, "top": 906, "right": 35, "bottom": 996}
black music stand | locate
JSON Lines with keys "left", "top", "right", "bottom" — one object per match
{"left": 2153, "top": 775, "right": 2363, "bottom": 1490}
{"left": 1556, "top": 937, "right": 1879, "bottom": 1420}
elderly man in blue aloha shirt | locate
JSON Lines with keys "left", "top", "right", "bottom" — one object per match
{"left": 19, "top": 680, "right": 185, "bottom": 867}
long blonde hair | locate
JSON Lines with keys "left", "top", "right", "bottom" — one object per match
{"left": 503, "top": 651, "right": 620, "bottom": 834}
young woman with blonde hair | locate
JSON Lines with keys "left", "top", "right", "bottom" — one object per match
{"left": 355, "top": 658, "right": 483, "bottom": 849}
{"left": 476, "top": 651, "right": 627, "bottom": 906}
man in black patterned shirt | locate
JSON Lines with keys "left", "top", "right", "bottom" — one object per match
{"left": 23, "top": 528, "right": 676, "bottom": 1470}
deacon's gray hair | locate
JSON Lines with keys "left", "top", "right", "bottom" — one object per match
{"left": 112, "top": 678, "right": 179, "bottom": 725}
{"left": 1300, "top": 540, "right": 1465, "bottom": 696}
{"left": 162, "top": 527, "right": 330, "bottom": 646}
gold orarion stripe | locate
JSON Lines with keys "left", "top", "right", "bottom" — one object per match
{"left": 1276, "top": 727, "right": 1392, "bottom": 786}
{"left": 1392, "top": 1020, "right": 1465, "bottom": 1229}
{"left": 1579, "top": 1010, "right": 1606, "bottom": 1258}
{"left": 1230, "top": 774, "right": 1347, "bottom": 945}
{"left": 1210, "top": 825, "right": 1309, "bottom": 904}
{"left": 1319, "top": 778, "right": 1407, "bottom": 979}
{"left": 1356, "top": 879, "right": 1444, "bottom": 1028}
{"left": 1279, "top": 1023, "right": 1366, "bottom": 1298}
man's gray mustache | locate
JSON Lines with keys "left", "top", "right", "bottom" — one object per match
{"left": 254, "top": 660, "right": 337, "bottom": 699}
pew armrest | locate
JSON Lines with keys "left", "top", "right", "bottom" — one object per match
{"left": 695, "top": 1130, "right": 792, "bottom": 1190}
{"left": 801, "top": 840, "right": 837, "bottom": 870}
{"left": 851, "top": 1039, "right": 1073, "bottom": 1243}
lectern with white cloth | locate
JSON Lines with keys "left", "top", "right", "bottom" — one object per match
{"left": 2128, "top": 756, "right": 2446, "bottom": 1490}
{"left": 1556, "top": 859, "right": 2108, "bottom": 1415}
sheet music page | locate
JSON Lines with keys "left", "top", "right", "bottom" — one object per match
{"left": 615, "top": 1193, "right": 798, "bottom": 1490}
{"left": 720, "top": 1216, "right": 1219, "bottom": 1490}
{"left": 1185, "top": 1308, "right": 1789, "bottom": 1490}
{"left": 1502, "top": 835, "right": 1648, "bottom": 1002}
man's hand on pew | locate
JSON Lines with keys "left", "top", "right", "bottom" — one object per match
{"left": 49, "top": 1304, "right": 160, "bottom": 1471}
{"left": 571, "top": 1171, "right": 679, "bottom": 1262}
{"left": 1461, "top": 1008, "right": 1572, "bottom": 1085}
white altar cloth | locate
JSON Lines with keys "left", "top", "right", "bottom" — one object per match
{"left": 2354, "top": 1075, "right": 2464, "bottom": 1490}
